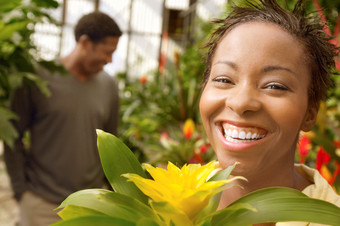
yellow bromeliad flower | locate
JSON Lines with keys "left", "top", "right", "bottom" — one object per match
{"left": 123, "top": 161, "right": 244, "bottom": 225}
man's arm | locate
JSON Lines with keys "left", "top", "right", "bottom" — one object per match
{"left": 4, "top": 86, "right": 33, "bottom": 201}
{"left": 105, "top": 78, "right": 119, "bottom": 136}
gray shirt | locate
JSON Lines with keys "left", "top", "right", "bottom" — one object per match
{"left": 4, "top": 64, "right": 119, "bottom": 203}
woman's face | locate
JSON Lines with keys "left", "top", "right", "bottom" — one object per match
{"left": 200, "top": 22, "right": 317, "bottom": 175}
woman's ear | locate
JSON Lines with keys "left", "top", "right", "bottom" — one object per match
{"left": 301, "top": 105, "right": 319, "bottom": 132}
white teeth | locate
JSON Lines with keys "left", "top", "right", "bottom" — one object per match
{"left": 232, "top": 130, "right": 238, "bottom": 137}
{"left": 223, "top": 128, "right": 266, "bottom": 141}
{"left": 239, "top": 131, "right": 246, "bottom": 139}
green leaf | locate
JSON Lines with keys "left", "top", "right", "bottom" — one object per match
{"left": 8, "top": 73, "right": 23, "bottom": 90}
{"left": 209, "top": 162, "right": 238, "bottom": 182}
{"left": 51, "top": 216, "right": 135, "bottom": 226}
{"left": 211, "top": 187, "right": 340, "bottom": 226}
{"left": 0, "top": 0, "right": 21, "bottom": 12}
{"left": 136, "top": 218, "right": 160, "bottom": 226}
{"left": 0, "top": 107, "right": 18, "bottom": 148}
{"left": 196, "top": 162, "right": 244, "bottom": 224}
{"left": 58, "top": 189, "right": 158, "bottom": 222}
{"left": 0, "top": 22, "right": 28, "bottom": 41}
{"left": 58, "top": 205, "right": 107, "bottom": 220}
{"left": 149, "top": 200, "right": 193, "bottom": 226}
{"left": 96, "top": 130, "right": 149, "bottom": 204}
{"left": 32, "top": 0, "right": 59, "bottom": 8}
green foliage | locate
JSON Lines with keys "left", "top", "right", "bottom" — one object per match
{"left": 118, "top": 17, "right": 213, "bottom": 166}
{"left": 54, "top": 130, "right": 340, "bottom": 226}
{"left": 211, "top": 187, "right": 340, "bottom": 225}
{"left": 294, "top": 0, "right": 340, "bottom": 193}
{"left": 97, "top": 130, "right": 148, "bottom": 204}
{"left": 0, "top": 0, "right": 59, "bottom": 148}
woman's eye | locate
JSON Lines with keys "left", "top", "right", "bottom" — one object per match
{"left": 265, "top": 83, "right": 288, "bottom": 91}
{"left": 212, "top": 77, "right": 233, "bottom": 84}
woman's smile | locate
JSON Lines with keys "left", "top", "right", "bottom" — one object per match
{"left": 221, "top": 123, "right": 267, "bottom": 142}
{"left": 215, "top": 121, "right": 269, "bottom": 151}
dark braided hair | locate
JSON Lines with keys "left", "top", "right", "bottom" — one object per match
{"left": 203, "top": 0, "right": 338, "bottom": 109}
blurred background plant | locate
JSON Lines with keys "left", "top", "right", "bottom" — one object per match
{"left": 0, "top": 0, "right": 60, "bottom": 148}
{"left": 295, "top": 0, "right": 340, "bottom": 194}
{"left": 117, "top": 16, "right": 216, "bottom": 165}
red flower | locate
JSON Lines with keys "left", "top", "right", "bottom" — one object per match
{"left": 316, "top": 146, "right": 333, "bottom": 183}
{"left": 140, "top": 76, "right": 147, "bottom": 84}
{"left": 298, "top": 135, "right": 312, "bottom": 163}
{"left": 334, "top": 140, "right": 340, "bottom": 148}
{"left": 193, "top": 147, "right": 204, "bottom": 164}
{"left": 199, "top": 144, "right": 209, "bottom": 154}
{"left": 316, "top": 146, "right": 331, "bottom": 171}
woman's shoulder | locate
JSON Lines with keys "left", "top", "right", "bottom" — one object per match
{"left": 295, "top": 164, "right": 340, "bottom": 207}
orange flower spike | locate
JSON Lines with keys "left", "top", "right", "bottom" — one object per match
{"left": 140, "top": 75, "right": 147, "bottom": 84}
{"left": 183, "top": 119, "right": 195, "bottom": 139}
{"left": 174, "top": 50, "right": 180, "bottom": 67}
{"left": 298, "top": 135, "right": 312, "bottom": 163}
{"left": 329, "top": 161, "right": 340, "bottom": 185}
{"left": 320, "top": 165, "right": 333, "bottom": 184}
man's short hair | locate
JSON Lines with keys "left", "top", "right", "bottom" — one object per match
{"left": 75, "top": 11, "right": 122, "bottom": 43}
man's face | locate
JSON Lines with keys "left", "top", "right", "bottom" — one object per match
{"left": 82, "top": 36, "right": 119, "bottom": 76}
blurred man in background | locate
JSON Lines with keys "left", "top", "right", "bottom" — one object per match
{"left": 4, "top": 11, "right": 121, "bottom": 226}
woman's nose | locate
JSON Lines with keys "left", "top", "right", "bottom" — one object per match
{"left": 225, "top": 83, "right": 262, "bottom": 115}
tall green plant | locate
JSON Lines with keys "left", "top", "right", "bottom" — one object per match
{"left": 0, "top": 0, "right": 60, "bottom": 148}
{"left": 53, "top": 130, "right": 340, "bottom": 226}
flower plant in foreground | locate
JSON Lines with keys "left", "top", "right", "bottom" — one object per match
{"left": 52, "top": 130, "right": 340, "bottom": 226}
{"left": 123, "top": 161, "right": 245, "bottom": 223}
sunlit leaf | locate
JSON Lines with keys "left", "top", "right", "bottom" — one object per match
{"left": 58, "top": 205, "right": 106, "bottom": 220}
{"left": 96, "top": 130, "right": 148, "bottom": 204}
{"left": 196, "top": 162, "right": 241, "bottom": 223}
{"left": 211, "top": 187, "right": 340, "bottom": 225}
{"left": 149, "top": 200, "right": 193, "bottom": 226}
{"left": 0, "top": 0, "right": 21, "bottom": 12}
{"left": 57, "top": 189, "right": 158, "bottom": 222}
{"left": 51, "top": 216, "right": 135, "bottom": 226}
{"left": 0, "top": 22, "right": 28, "bottom": 41}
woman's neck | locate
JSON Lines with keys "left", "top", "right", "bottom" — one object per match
{"left": 218, "top": 164, "right": 311, "bottom": 209}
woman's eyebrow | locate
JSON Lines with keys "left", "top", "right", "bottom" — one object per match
{"left": 213, "top": 60, "right": 238, "bottom": 69}
{"left": 263, "top": 65, "right": 297, "bottom": 77}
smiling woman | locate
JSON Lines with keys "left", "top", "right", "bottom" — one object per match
{"left": 199, "top": 0, "right": 340, "bottom": 224}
